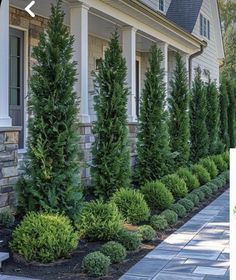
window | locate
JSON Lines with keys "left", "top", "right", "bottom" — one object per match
{"left": 200, "top": 14, "right": 210, "bottom": 39}
{"left": 159, "top": 0, "right": 164, "bottom": 12}
{"left": 9, "top": 29, "right": 24, "bottom": 149}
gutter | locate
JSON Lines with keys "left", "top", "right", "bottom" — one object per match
{"left": 188, "top": 43, "right": 207, "bottom": 88}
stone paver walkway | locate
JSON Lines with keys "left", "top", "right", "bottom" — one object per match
{"left": 120, "top": 190, "right": 229, "bottom": 280}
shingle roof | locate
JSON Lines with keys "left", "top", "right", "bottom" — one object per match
{"left": 166, "top": 0, "right": 203, "bottom": 33}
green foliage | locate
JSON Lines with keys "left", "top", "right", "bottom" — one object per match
{"left": 169, "top": 53, "right": 190, "bottom": 166}
{"left": 222, "top": 151, "right": 230, "bottom": 167}
{"left": 161, "top": 209, "right": 178, "bottom": 225}
{"left": 190, "top": 67, "right": 209, "bottom": 162}
{"left": 0, "top": 209, "right": 15, "bottom": 228}
{"left": 221, "top": 170, "right": 230, "bottom": 183}
{"left": 219, "top": 0, "right": 236, "bottom": 31}
{"left": 205, "top": 79, "right": 221, "bottom": 155}
{"left": 211, "top": 155, "right": 228, "bottom": 172}
{"left": 186, "top": 193, "right": 200, "bottom": 207}
{"left": 76, "top": 201, "right": 123, "bottom": 241}
{"left": 16, "top": 1, "right": 83, "bottom": 221}
{"left": 176, "top": 167, "right": 200, "bottom": 191}
{"left": 100, "top": 241, "right": 126, "bottom": 264}
{"left": 116, "top": 229, "right": 142, "bottom": 251}
{"left": 211, "top": 177, "right": 225, "bottom": 188}
{"left": 171, "top": 203, "right": 187, "bottom": 218}
{"left": 199, "top": 158, "right": 218, "bottom": 179}
{"left": 82, "top": 252, "right": 110, "bottom": 277}
{"left": 226, "top": 80, "right": 236, "bottom": 147}
{"left": 91, "top": 31, "right": 130, "bottom": 198}
{"left": 111, "top": 188, "right": 150, "bottom": 224}
{"left": 10, "top": 212, "right": 77, "bottom": 263}
{"left": 192, "top": 189, "right": 205, "bottom": 202}
{"left": 178, "top": 198, "right": 194, "bottom": 212}
{"left": 191, "top": 164, "right": 211, "bottom": 185}
{"left": 198, "top": 185, "right": 213, "bottom": 198}
{"left": 136, "top": 45, "right": 170, "bottom": 183}
{"left": 150, "top": 215, "right": 168, "bottom": 231}
{"left": 137, "top": 225, "right": 156, "bottom": 242}
{"left": 141, "top": 181, "right": 174, "bottom": 212}
{"left": 219, "top": 82, "right": 230, "bottom": 149}
{"left": 206, "top": 182, "right": 219, "bottom": 194}
{"left": 161, "top": 174, "right": 188, "bottom": 200}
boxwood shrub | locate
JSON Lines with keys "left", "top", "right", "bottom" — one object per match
{"left": 10, "top": 212, "right": 78, "bottom": 263}
{"left": 186, "top": 193, "right": 200, "bottom": 206}
{"left": 100, "top": 241, "right": 126, "bottom": 263}
{"left": 111, "top": 188, "right": 150, "bottom": 224}
{"left": 171, "top": 203, "right": 187, "bottom": 218}
{"left": 76, "top": 201, "right": 123, "bottom": 241}
{"left": 150, "top": 215, "right": 168, "bottom": 231}
{"left": 222, "top": 151, "right": 229, "bottom": 168}
{"left": 137, "top": 225, "right": 156, "bottom": 242}
{"left": 0, "top": 208, "right": 15, "bottom": 228}
{"left": 198, "top": 185, "right": 213, "bottom": 198}
{"left": 199, "top": 158, "right": 218, "bottom": 179}
{"left": 192, "top": 189, "right": 205, "bottom": 202}
{"left": 161, "top": 174, "right": 188, "bottom": 200}
{"left": 191, "top": 164, "right": 211, "bottom": 185}
{"left": 161, "top": 209, "right": 178, "bottom": 225}
{"left": 176, "top": 168, "right": 200, "bottom": 191}
{"left": 141, "top": 181, "right": 174, "bottom": 212}
{"left": 116, "top": 229, "right": 142, "bottom": 251}
{"left": 82, "top": 252, "right": 110, "bottom": 277}
{"left": 178, "top": 198, "right": 194, "bottom": 212}
{"left": 211, "top": 155, "right": 228, "bottom": 173}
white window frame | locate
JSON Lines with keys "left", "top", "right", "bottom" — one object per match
{"left": 159, "top": 0, "right": 164, "bottom": 12}
{"left": 200, "top": 13, "right": 210, "bottom": 40}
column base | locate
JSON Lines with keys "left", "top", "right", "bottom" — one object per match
{"left": 0, "top": 117, "right": 12, "bottom": 127}
{"left": 128, "top": 115, "right": 137, "bottom": 123}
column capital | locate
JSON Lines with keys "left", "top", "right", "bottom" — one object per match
{"left": 69, "top": 1, "right": 90, "bottom": 10}
{"left": 122, "top": 25, "right": 137, "bottom": 33}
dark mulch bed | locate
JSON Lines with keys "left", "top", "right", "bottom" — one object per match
{"left": 0, "top": 185, "right": 228, "bottom": 280}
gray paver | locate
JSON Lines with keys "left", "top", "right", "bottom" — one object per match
{"left": 0, "top": 276, "right": 38, "bottom": 280}
{"left": 119, "top": 190, "right": 229, "bottom": 280}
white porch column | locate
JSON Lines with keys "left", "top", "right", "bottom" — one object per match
{"left": 70, "top": 3, "right": 90, "bottom": 123}
{"left": 0, "top": 0, "right": 12, "bottom": 127}
{"left": 122, "top": 26, "right": 137, "bottom": 122}
{"left": 159, "top": 42, "right": 169, "bottom": 93}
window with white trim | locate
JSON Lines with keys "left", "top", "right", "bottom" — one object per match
{"left": 200, "top": 14, "right": 210, "bottom": 40}
{"left": 159, "top": 0, "right": 164, "bottom": 12}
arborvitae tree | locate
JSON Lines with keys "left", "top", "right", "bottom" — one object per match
{"left": 190, "top": 67, "right": 209, "bottom": 162}
{"left": 219, "top": 81, "right": 230, "bottom": 149}
{"left": 16, "top": 1, "right": 83, "bottom": 220}
{"left": 205, "top": 78, "right": 221, "bottom": 154}
{"left": 169, "top": 53, "right": 190, "bottom": 167}
{"left": 227, "top": 80, "right": 236, "bottom": 147}
{"left": 136, "top": 45, "right": 170, "bottom": 183}
{"left": 91, "top": 32, "right": 130, "bottom": 199}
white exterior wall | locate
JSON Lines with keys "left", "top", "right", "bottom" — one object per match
{"left": 191, "top": 0, "right": 220, "bottom": 85}
{"left": 141, "top": 0, "right": 172, "bottom": 14}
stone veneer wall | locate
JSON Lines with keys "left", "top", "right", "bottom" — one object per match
{"left": 0, "top": 128, "right": 20, "bottom": 211}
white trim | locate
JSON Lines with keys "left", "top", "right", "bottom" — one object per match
{"left": 136, "top": 55, "right": 141, "bottom": 116}
{"left": 10, "top": 25, "right": 29, "bottom": 151}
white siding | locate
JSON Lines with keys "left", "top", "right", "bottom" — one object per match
{"left": 191, "top": 0, "right": 220, "bottom": 85}
{"left": 140, "top": 0, "right": 172, "bottom": 14}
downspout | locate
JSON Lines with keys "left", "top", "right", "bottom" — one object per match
{"left": 188, "top": 44, "right": 206, "bottom": 89}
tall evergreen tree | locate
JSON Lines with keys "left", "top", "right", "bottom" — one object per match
{"left": 16, "top": 1, "right": 83, "bottom": 220}
{"left": 219, "top": 81, "right": 230, "bottom": 149}
{"left": 227, "top": 80, "right": 236, "bottom": 147}
{"left": 169, "top": 53, "right": 190, "bottom": 167}
{"left": 205, "top": 78, "right": 221, "bottom": 154}
{"left": 91, "top": 32, "right": 130, "bottom": 199}
{"left": 136, "top": 45, "right": 170, "bottom": 183}
{"left": 190, "top": 67, "right": 209, "bottom": 162}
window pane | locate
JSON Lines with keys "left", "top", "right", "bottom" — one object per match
{"left": 10, "top": 57, "right": 20, "bottom": 87}
{"left": 200, "top": 14, "right": 203, "bottom": 35}
{"left": 208, "top": 20, "right": 210, "bottom": 39}
{"left": 159, "top": 0, "right": 164, "bottom": 11}
{"left": 10, "top": 36, "right": 20, "bottom": 57}
{"left": 10, "top": 88, "right": 20, "bottom": 106}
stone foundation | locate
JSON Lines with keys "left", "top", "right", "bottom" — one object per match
{"left": 0, "top": 127, "right": 21, "bottom": 211}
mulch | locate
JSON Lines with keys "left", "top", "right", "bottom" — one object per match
{"left": 0, "top": 185, "right": 229, "bottom": 280}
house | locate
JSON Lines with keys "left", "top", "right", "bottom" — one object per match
{"left": 0, "top": 0, "right": 224, "bottom": 211}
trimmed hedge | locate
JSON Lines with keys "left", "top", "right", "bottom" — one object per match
{"left": 186, "top": 193, "right": 200, "bottom": 206}
{"left": 171, "top": 203, "right": 187, "bottom": 218}
{"left": 116, "top": 229, "right": 142, "bottom": 251}
{"left": 161, "top": 174, "right": 188, "bottom": 200}
{"left": 111, "top": 188, "right": 150, "bottom": 225}
{"left": 177, "top": 168, "right": 200, "bottom": 191}
{"left": 199, "top": 158, "right": 218, "bottom": 178}
{"left": 178, "top": 198, "right": 194, "bottom": 212}
{"left": 100, "top": 241, "right": 126, "bottom": 263}
{"left": 191, "top": 164, "right": 211, "bottom": 185}
{"left": 138, "top": 225, "right": 156, "bottom": 242}
{"left": 141, "top": 181, "right": 174, "bottom": 212}
{"left": 82, "top": 252, "right": 110, "bottom": 277}
{"left": 150, "top": 215, "right": 168, "bottom": 231}
{"left": 161, "top": 209, "right": 178, "bottom": 225}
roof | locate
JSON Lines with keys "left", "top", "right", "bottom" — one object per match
{"left": 166, "top": 0, "right": 203, "bottom": 33}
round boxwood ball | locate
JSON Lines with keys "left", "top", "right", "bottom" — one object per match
{"left": 150, "top": 215, "right": 168, "bottom": 231}
{"left": 160, "top": 209, "right": 178, "bottom": 225}
{"left": 116, "top": 229, "right": 142, "bottom": 251}
{"left": 100, "top": 241, "right": 126, "bottom": 263}
{"left": 82, "top": 252, "right": 110, "bottom": 277}
{"left": 171, "top": 203, "right": 187, "bottom": 218}
{"left": 137, "top": 225, "right": 156, "bottom": 242}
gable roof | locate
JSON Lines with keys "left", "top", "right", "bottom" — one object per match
{"left": 166, "top": 0, "right": 203, "bottom": 33}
